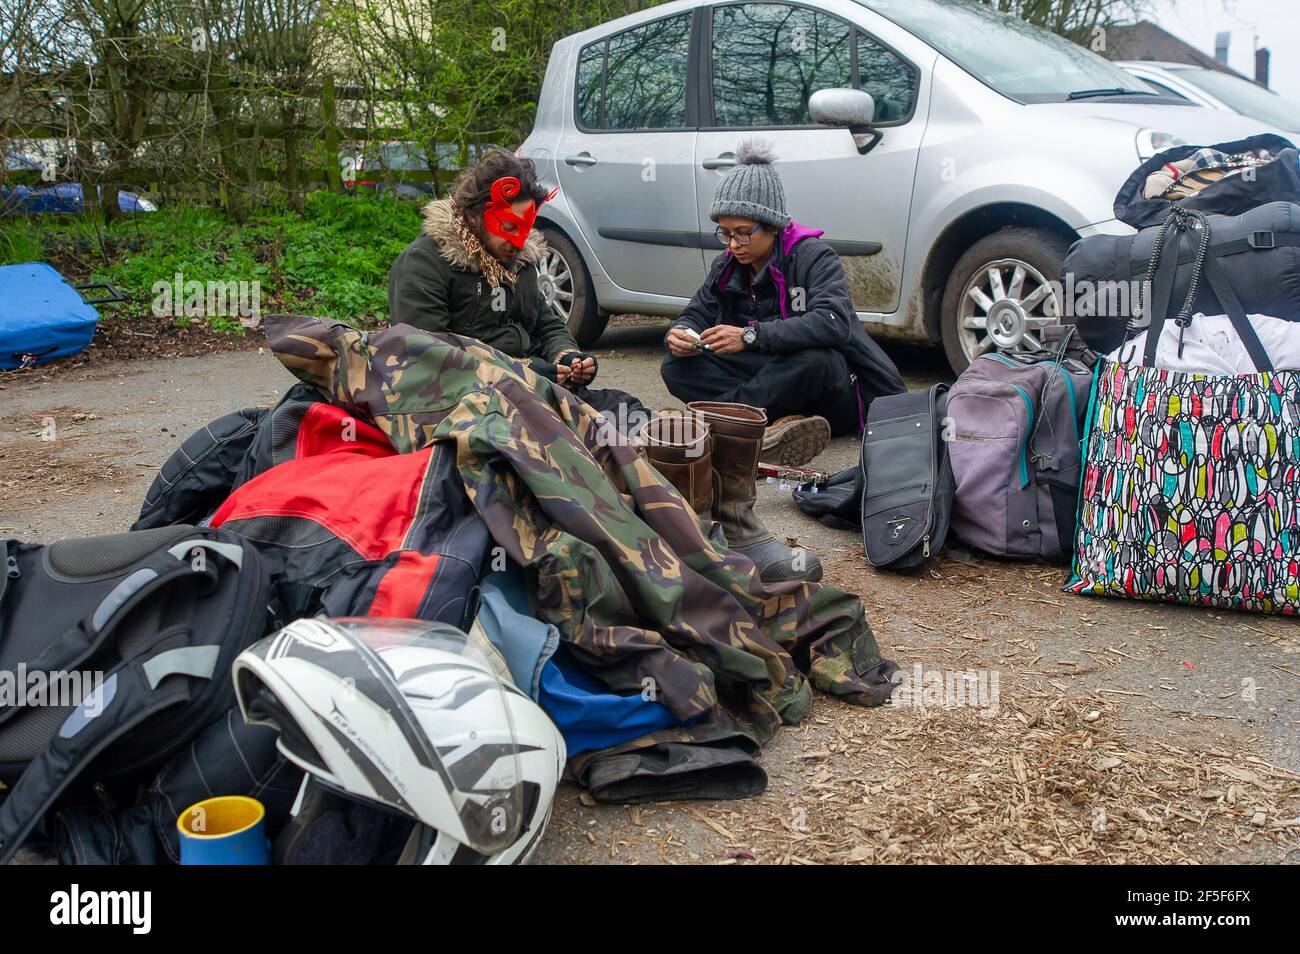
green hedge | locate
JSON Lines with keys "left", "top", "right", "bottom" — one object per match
{"left": 0, "top": 190, "right": 424, "bottom": 333}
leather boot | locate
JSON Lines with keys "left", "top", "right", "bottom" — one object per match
{"left": 639, "top": 411, "right": 715, "bottom": 517}
{"left": 687, "top": 401, "right": 823, "bottom": 583}
{"left": 762, "top": 415, "right": 831, "bottom": 466}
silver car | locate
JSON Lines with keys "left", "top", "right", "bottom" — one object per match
{"left": 522, "top": 0, "right": 1281, "bottom": 372}
{"left": 1120, "top": 60, "right": 1300, "bottom": 140}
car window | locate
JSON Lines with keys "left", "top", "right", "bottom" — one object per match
{"left": 1169, "top": 66, "right": 1300, "bottom": 132}
{"left": 576, "top": 41, "right": 604, "bottom": 128}
{"left": 856, "top": 0, "right": 1149, "bottom": 103}
{"left": 712, "top": 3, "right": 852, "bottom": 126}
{"left": 857, "top": 31, "right": 917, "bottom": 122}
{"left": 576, "top": 13, "right": 692, "bottom": 130}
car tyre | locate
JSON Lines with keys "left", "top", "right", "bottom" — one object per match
{"left": 538, "top": 226, "right": 606, "bottom": 347}
{"left": 940, "top": 227, "right": 1073, "bottom": 374}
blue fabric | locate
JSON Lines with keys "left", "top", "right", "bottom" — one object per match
{"left": 474, "top": 566, "right": 558, "bottom": 700}
{"left": 539, "top": 648, "right": 686, "bottom": 756}
{"left": 0, "top": 262, "right": 99, "bottom": 370}
{"left": 473, "top": 563, "right": 685, "bottom": 755}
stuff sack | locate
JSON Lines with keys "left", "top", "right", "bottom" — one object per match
{"left": 0, "top": 525, "right": 272, "bottom": 862}
{"left": 947, "top": 348, "right": 1093, "bottom": 563}
{"left": 1114, "top": 134, "right": 1299, "bottom": 229}
{"left": 791, "top": 467, "right": 861, "bottom": 532}
{"left": 1065, "top": 201, "right": 1300, "bottom": 356}
{"left": 859, "top": 385, "right": 954, "bottom": 571}
{"left": 1065, "top": 359, "right": 1300, "bottom": 615}
{"left": 0, "top": 262, "right": 102, "bottom": 370}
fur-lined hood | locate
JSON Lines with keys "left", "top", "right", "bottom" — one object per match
{"left": 421, "top": 198, "right": 548, "bottom": 274}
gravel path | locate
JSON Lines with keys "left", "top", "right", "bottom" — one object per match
{"left": 3, "top": 321, "right": 1297, "bottom": 864}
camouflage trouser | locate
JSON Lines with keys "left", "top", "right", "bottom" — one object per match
{"left": 268, "top": 315, "right": 897, "bottom": 747}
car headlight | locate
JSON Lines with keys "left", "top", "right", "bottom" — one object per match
{"left": 135, "top": 196, "right": 158, "bottom": 212}
{"left": 1135, "top": 129, "right": 1189, "bottom": 161}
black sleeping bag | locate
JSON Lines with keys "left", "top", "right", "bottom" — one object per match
{"left": 1065, "top": 201, "right": 1300, "bottom": 355}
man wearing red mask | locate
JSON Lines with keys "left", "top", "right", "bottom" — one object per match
{"left": 389, "top": 150, "right": 597, "bottom": 388}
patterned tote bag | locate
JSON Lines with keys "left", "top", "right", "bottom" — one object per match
{"left": 1065, "top": 360, "right": 1300, "bottom": 614}
{"left": 1066, "top": 208, "right": 1300, "bottom": 615}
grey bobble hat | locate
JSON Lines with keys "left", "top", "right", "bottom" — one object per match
{"left": 708, "top": 138, "right": 790, "bottom": 229}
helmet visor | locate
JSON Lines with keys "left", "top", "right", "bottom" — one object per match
{"left": 323, "top": 618, "right": 527, "bottom": 856}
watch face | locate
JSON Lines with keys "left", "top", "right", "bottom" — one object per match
{"left": 743, "top": 328, "right": 757, "bottom": 344}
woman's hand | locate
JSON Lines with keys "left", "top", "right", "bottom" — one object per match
{"left": 665, "top": 326, "right": 703, "bottom": 358}
{"left": 699, "top": 324, "right": 745, "bottom": 355}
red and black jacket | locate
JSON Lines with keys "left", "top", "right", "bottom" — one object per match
{"left": 134, "top": 386, "right": 491, "bottom": 629}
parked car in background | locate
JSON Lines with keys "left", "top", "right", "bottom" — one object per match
{"left": 339, "top": 142, "right": 495, "bottom": 200}
{"left": 1119, "top": 61, "right": 1300, "bottom": 140}
{"left": 1, "top": 153, "right": 157, "bottom": 215}
{"left": 521, "top": 0, "right": 1282, "bottom": 371}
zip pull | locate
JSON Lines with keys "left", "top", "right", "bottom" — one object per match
{"left": 6, "top": 554, "right": 18, "bottom": 579}
{"left": 93, "top": 781, "right": 117, "bottom": 811}
{"left": 923, "top": 534, "right": 931, "bottom": 558}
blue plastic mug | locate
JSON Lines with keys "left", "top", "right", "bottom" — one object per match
{"left": 177, "top": 796, "right": 271, "bottom": 865}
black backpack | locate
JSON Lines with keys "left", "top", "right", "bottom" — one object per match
{"left": 859, "top": 385, "right": 955, "bottom": 571}
{"left": 793, "top": 384, "right": 954, "bottom": 571}
{"left": 0, "top": 524, "right": 271, "bottom": 862}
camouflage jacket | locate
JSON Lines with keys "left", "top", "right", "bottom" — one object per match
{"left": 266, "top": 315, "right": 896, "bottom": 747}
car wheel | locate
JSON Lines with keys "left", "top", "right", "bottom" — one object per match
{"left": 940, "top": 227, "right": 1072, "bottom": 374}
{"left": 538, "top": 226, "right": 606, "bottom": 347}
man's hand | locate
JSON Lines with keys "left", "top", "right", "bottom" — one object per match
{"left": 556, "top": 352, "right": 596, "bottom": 386}
{"left": 700, "top": 324, "right": 745, "bottom": 355}
{"left": 665, "top": 326, "right": 703, "bottom": 358}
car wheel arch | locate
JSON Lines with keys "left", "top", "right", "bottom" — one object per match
{"left": 918, "top": 202, "right": 1080, "bottom": 343}
{"left": 535, "top": 218, "right": 608, "bottom": 347}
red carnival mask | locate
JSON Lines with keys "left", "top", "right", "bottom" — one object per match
{"left": 482, "top": 176, "right": 558, "bottom": 249}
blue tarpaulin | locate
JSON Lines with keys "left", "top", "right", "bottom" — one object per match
{"left": 0, "top": 262, "right": 99, "bottom": 370}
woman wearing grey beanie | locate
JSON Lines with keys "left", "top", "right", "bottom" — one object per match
{"left": 655, "top": 138, "right": 903, "bottom": 583}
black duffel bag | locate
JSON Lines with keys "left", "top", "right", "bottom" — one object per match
{"left": 1065, "top": 200, "right": 1300, "bottom": 355}
{"left": 1115, "top": 133, "right": 1299, "bottom": 228}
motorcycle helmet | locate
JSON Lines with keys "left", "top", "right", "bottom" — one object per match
{"left": 233, "top": 617, "right": 565, "bottom": 864}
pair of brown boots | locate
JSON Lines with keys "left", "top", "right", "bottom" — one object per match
{"left": 640, "top": 402, "right": 823, "bottom": 584}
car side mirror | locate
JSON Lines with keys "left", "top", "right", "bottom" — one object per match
{"left": 809, "top": 88, "right": 881, "bottom": 155}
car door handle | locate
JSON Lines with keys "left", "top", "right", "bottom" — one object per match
{"left": 701, "top": 154, "right": 736, "bottom": 170}
{"left": 564, "top": 153, "right": 597, "bottom": 167}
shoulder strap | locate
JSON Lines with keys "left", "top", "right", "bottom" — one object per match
{"left": 0, "top": 538, "right": 240, "bottom": 729}
{"left": 1201, "top": 253, "right": 1275, "bottom": 373}
{"left": 1141, "top": 226, "right": 1184, "bottom": 366}
{"left": 0, "top": 644, "right": 220, "bottom": 864}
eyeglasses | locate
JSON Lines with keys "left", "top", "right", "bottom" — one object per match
{"left": 714, "top": 223, "right": 767, "bottom": 247}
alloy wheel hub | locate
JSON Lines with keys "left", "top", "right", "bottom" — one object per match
{"left": 537, "top": 272, "right": 557, "bottom": 306}
{"left": 987, "top": 300, "right": 1028, "bottom": 349}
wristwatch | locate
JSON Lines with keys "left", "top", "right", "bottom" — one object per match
{"left": 741, "top": 326, "right": 759, "bottom": 349}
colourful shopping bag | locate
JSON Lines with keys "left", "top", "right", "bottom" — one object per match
{"left": 1065, "top": 358, "right": 1300, "bottom": 615}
